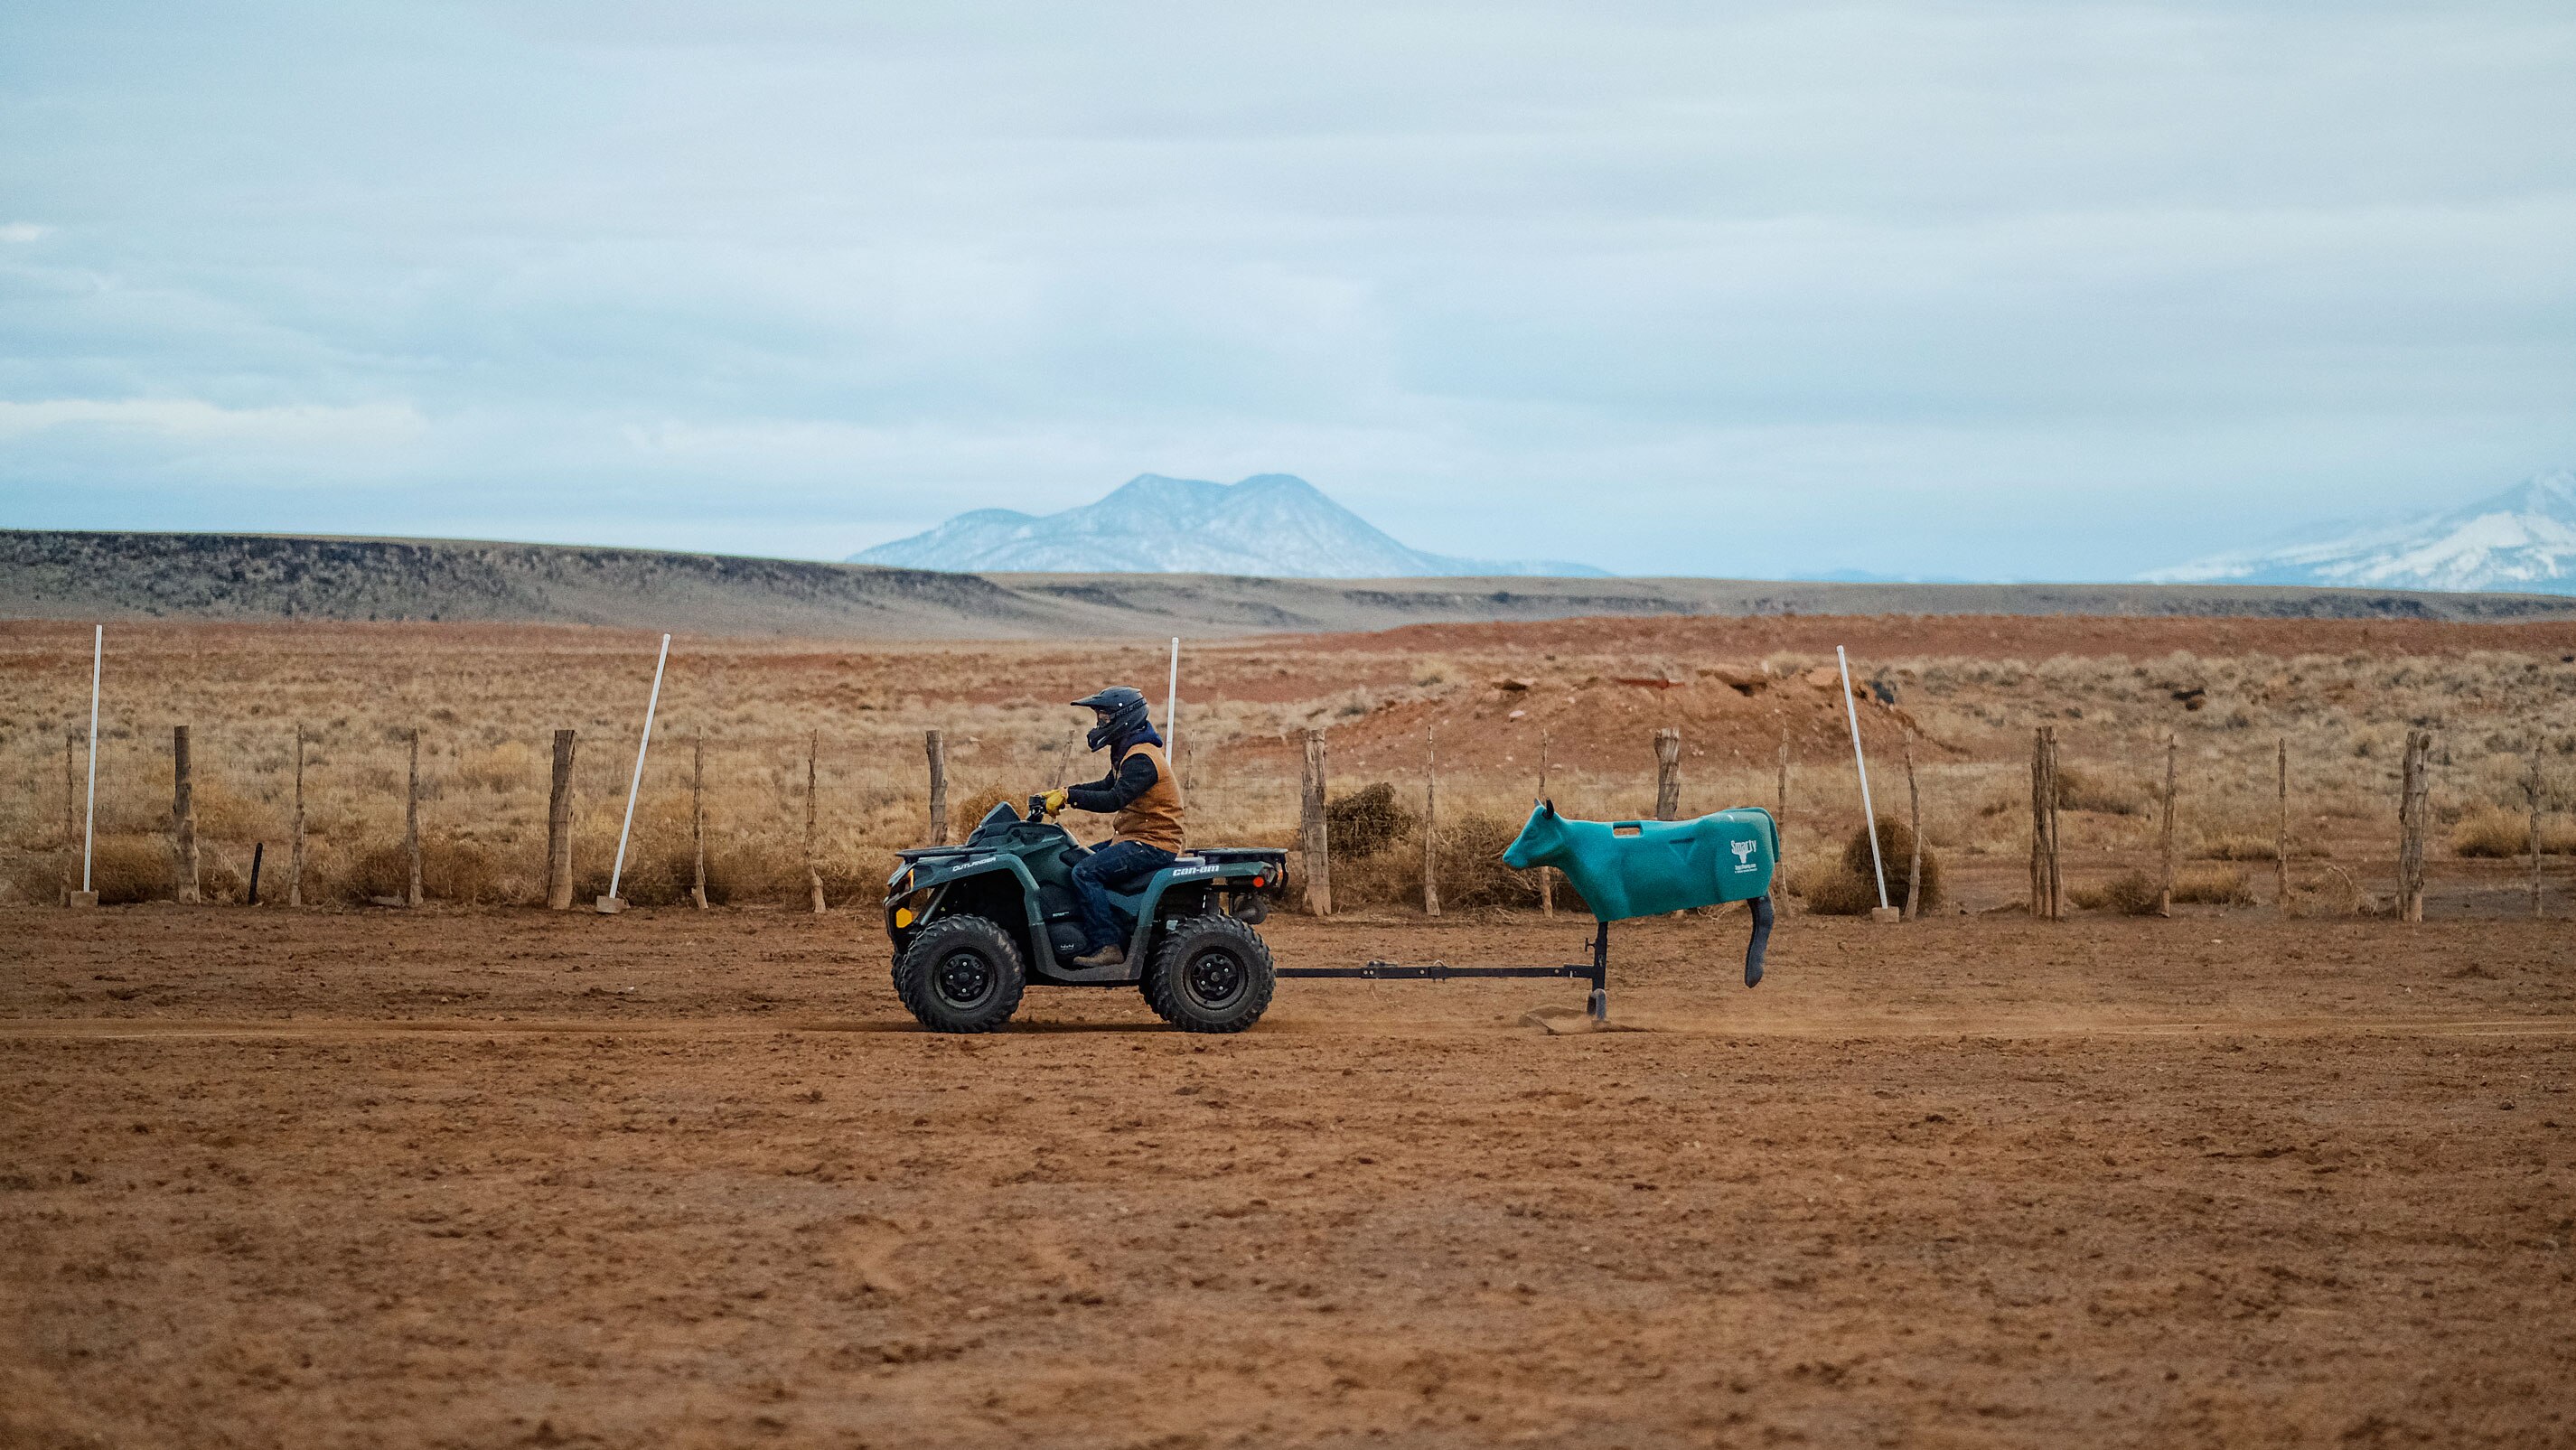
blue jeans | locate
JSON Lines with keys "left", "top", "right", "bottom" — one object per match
{"left": 1071, "top": 840, "right": 1176, "bottom": 954}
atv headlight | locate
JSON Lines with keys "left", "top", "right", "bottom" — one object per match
{"left": 893, "top": 906, "right": 915, "bottom": 929}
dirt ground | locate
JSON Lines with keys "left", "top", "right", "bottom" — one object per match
{"left": 4, "top": 903, "right": 2571, "bottom": 1449}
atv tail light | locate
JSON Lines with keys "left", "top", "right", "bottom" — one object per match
{"left": 893, "top": 907, "right": 915, "bottom": 929}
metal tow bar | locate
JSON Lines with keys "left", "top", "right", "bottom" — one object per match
{"left": 1277, "top": 921, "right": 1614, "bottom": 1022}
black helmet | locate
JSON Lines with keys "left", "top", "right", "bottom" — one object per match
{"left": 1072, "top": 687, "right": 1152, "bottom": 753}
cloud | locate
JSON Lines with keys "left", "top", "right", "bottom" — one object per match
{"left": 0, "top": 1, "right": 2571, "bottom": 576}
{"left": 0, "top": 222, "right": 49, "bottom": 243}
{"left": 0, "top": 398, "right": 425, "bottom": 446}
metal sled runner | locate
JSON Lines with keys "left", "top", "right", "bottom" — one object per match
{"left": 1277, "top": 916, "right": 1616, "bottom": 1020}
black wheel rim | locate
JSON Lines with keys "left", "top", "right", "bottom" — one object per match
{"left": 1184, "top": 946, "right": 1245, "bottom": 1010}
{"left": 934, "top": 949, "right": 996, "bottom": 1009}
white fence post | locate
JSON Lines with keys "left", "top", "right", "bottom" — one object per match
{"left": 602, "top": 633, "right": 670, "bottom": 912}
{"left": 1837, "top": 645, "right": 1895, "bottom": 920}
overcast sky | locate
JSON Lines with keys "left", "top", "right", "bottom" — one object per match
{"left": 3, "top": 1, "right": 2571, "bottom": 578}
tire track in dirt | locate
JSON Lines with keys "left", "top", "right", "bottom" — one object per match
{"left": 7, "top": 1013, "right": 2571, "bottom": 1041}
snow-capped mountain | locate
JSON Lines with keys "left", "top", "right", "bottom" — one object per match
{"left": 2146, "top": 469, "right": 2576, "bottom": 594}
{"left": 850, "top": 473, "right": 1607, "bottom": 578}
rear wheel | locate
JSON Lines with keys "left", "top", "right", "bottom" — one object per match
{"left": 893, "top": 915, "right": 1026, "bottom": 1033}
{"left": 1145, "top": 915, "right": 1276, "bottom": 1034}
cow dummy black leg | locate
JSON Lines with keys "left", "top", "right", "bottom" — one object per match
{"left": 1744, "top": 895, "right": 1774, "bottom": 987}
{"left": 1588, "top": 920, "right": 1609, "bottom": 1022}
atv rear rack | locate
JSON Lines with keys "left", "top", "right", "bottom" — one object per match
{"left": 1278, "top": 921, "right": 1614, "bottom": 1021}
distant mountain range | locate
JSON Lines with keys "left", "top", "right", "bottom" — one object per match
{"left": 2148, "top": 468, "right": 2576, "bottom": 594}
{"left": 12, "top": 530, "right": 2566, "bottom": 638}
{"left": 850, "top": 472, "right": 1608, "bottom": 578}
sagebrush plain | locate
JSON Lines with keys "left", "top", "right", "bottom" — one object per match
{"left": 3, "top": 614, "right": 2571, "bottom": 916}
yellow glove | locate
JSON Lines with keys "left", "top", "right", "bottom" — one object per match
{"left": 1040, "top": 788, "right": 1069, "bottom": 816}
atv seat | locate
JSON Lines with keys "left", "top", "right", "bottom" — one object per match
{"left": 1096, "top": 857, "right": 1213, "bottom": 938}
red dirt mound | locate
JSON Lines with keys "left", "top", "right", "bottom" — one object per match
{"left": 1324, "top": 663, "right": 1941, "bottom": 781}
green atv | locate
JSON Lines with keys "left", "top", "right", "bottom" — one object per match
{"left": 883, "top": 796, "right": 1288, "bottom": 1034}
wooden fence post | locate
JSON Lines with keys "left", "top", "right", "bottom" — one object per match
{"left": 690, "top": 729, "right": 708, "bottom": 911}
{"left": 924, "top": 728, "right": 949, "bottom": 847}
{"left": 289, "top": 725, "right": 306, "bottom": 907}
{"left": 1654, "top": 726, "right": 1687, "bottom": 917}
{"left": 172, "top": 725, "right": 199, "bottom": 903}
{"left": 61, "top": 732, "right": 76, "bottom": 895}
{"left": 2275, "top": 736, "right": 2290, "bottom": 913}
{"left": 2397, "top": 728, "right": 2431, "bottom": 923}
{"left": 405, "top": 728, "right": 423, "bottom": 908}
{"left": 546, "top": 728, "right": 576, "bottom": 911}
{"left": 807, "top": 732, "right": 826, "bottom": 914}
{"left": 2029, "top": 726, "right": 2046, "bottom": 918}
{"left": 1653, "top": 728, "right": 1682, "bottom": 821}
{"left": 2157, "top": 733, "right": 2177, "bottom": 918}
{"left": 1422, "top": 725, "right": 1441, "bottom": 917}
{"left": 2527, "top": 754, "right": 2545, "bottom": 920}
{"left": 1300, "top": 728, "right": 1331, "bottom": 917}
{"left": 1536, "top": 730, "right": 1555, "bottom": 917}
{"left": 1903, "top": 736, "right": 1923, "bottom": 921}
{"left": 2029, "top": 725, "right": 2062, "bottom": 920}
{"left": 1776, "top": 728, "right": 1791, "bottom": 850}
{"left": 2047, "top": 732, "right": 2064, "bottom": 920}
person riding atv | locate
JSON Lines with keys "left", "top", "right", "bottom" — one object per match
{"left": 1037, "top": 686, "right": 1184, "bottom": 968}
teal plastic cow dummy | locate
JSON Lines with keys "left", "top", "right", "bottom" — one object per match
{"left": 1503, "top": 803, "right": 1777, "bottom": 987}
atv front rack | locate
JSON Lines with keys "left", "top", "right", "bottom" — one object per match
{"left": 1278, "top": 921, "right": 1615, "bottom": 1022}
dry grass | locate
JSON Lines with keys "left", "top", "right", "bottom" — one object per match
{"left": 1328, "top": 809, "right": 1551, "bottom": 912}
{"left": 330, "top": 837, "right": 507, "bottom": 906}
{"left": 2190, "top": 817, "right": 2336, "bottom": 861}
{"left": 455, "top": 741, "right": 541, "bottom": 793}
{"left": 2172, "top": 865, "right": 2256, "bottom": 906}
{"left": 2282, "top": 865, "right": 2373, "bottom": 918}
{"left": 1799, "top": 818, "right": 1941, "bottom": 916}
{"left": 71, "top": 835, "right": 170, "bottom": 905}
{"left": 2452, "top": 805, "right": 2527, "bottom": 858}
{"left": 954, "top": 784, "right": 1020, "bottom": 832}
{"left": 2193, "top": 830, "right": 2279, "bottom": 861}
{"left": 2054, "top": 766, "right": 2145, "bottom": 816}
{"left": 2071, "top": 869, "right": 2164, "bottom": 915}
{"left": 2448, "top": 803, "right": 2576, "bottom": 858}
{"left": 1797, "top": 866, "right": 1882, "bottom": 916}
{"left": 1973, "top": 766, "right": 2145, "bottom": 820}
{"left": 1325, "top": 782, "right": 1414, "bottom": 861}
{"left": 2, "top": 622, "right": 2568, "bottom": 921}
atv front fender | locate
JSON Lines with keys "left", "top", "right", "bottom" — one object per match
{"left": 885, "top": 852, "right": 1056, "bottom": 972}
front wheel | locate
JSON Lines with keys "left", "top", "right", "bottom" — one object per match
{"left": 1145, "top": 915, "right": 1276, "bottom": 1034}
{"left": 893, "top": 915, "right": 1026, "bottom": 1033}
